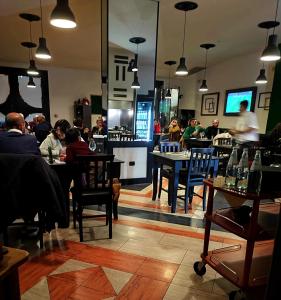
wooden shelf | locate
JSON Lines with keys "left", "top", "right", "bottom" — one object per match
{"left": 202, "top": 240, "right": 273, "bottom": 288}
{"left": 206, "top": 202, "right": 280, "bottom": 240}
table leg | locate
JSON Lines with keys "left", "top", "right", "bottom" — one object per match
{"left": 171, "top": 162, "right": 180, "bottom": 213}
{"left": 0, "top": 269, "right": 21, "bottom": 300}
{"left": 152, "top": 164, "right": 158, "bottom": 201}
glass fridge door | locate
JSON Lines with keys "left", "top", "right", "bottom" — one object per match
{"left": 136, "top": 101, "right": 152, "bottom": 140}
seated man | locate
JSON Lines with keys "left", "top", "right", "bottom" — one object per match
{"left": 0, "top": 112, "right": 40, "bottom": 155}
{"left": 205, "top": 119, "right": 220, "bottom": 139}
{"left": 34, "top": 115, "right": 52, "bottom": 144}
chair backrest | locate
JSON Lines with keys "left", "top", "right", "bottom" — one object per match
{"left": 188, "top": 147, "right": 215, "bottom": 179}
{"left": 160, "top": 141, "right": 180, "bottom": 153}
{"left": 74, "top": 154, "right": 114, "bottom": 192}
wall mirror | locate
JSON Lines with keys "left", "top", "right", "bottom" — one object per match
{"left": 107, "top": 0, "right": 158, "bottom": 141}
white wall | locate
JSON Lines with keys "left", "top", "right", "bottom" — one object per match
{"left": 177, "top": 51, "right": 274, "bottom": 133}
{"left": 0, "top": 61, "right": 101, "bottom": 126}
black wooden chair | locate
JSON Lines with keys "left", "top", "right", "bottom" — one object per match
{"left": 178, "top": 147, "right": 214, "bottom": 212}
{"left": 158, "top": 141, "right": 181, "bottom": 202}
{"left": 72, "top": 154, "right": 114, "bottom": 242}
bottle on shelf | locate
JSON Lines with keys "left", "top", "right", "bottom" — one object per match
{"left": 247, "top": 150, "right": 262, "bottom": 194}
{"left": 225, "top": 147, "right": 238, "bottom": 187}
{"left": 48, "top": 146, "right": 54, "bottom": 164}
{"left": 236, "top": 148, "right": 249, "bottom": 192}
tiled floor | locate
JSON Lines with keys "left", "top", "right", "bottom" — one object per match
{"left": 16, "top": 183, "right": 252, "bottom": 299}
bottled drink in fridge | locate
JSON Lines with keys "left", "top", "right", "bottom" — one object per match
{"left": 225, "top": 147, "right": 238, "bottom": 187}
{"left": 236, "top": 148, "right": 249, "bottom": 192}
{"left": 247, "top": 150, "right": 262, "bottom": 194}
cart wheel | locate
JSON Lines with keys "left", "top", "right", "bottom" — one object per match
{"left": 193, "top": 261, "right": 206, "bottom": 276}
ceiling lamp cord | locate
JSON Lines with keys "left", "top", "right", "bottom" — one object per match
{"left": 203, "top": 49, "right": 208, "bottom": 79}
{"left": 273, "top": 0, "right": 279, "bottom": 35}
{"left": 29, "top": 22, "right": 33, "bottom": 58}
{"left": 181, "top": 12, "right": 187, "bottom": 57}
{"left": 40, "top": 0, "right": 44, "bottom": 36}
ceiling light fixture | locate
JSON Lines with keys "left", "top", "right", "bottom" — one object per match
{"left": 50, "top": 0, "right": 77, "bottom": 29}
{"left": 36, "top": 0, "right": 51, "bottom": 59}
{"left": 175, "top": 1, "right": 198, "bottom": 76}
{"left": 129, "top": 37, "right": 146, "bottom": 73}
{"left": 131, "top": 72, "right": 140, "bottom": 89}
{"left": 260, "top": 1, "right": 280, "bottom": 61}
{"left": 27, "top": 76, "right": 36, "bottom": 88}
{"left": 164, "top": 60, "right": 177, "bottom": 99}
{"left": 255, "top": 68, "right": 268, "bottom": 84}
{"left": 19, "top": 14, "right": 40, "bottom": 76}
{"left": 199, "top": 43, "right": 215, "bottom": 92}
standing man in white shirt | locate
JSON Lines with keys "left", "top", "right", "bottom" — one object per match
{"left": 229, "top": 100, "right": 259, "bottom": 148}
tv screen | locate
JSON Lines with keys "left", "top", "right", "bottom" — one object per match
{"left": 224, "top": 87, "right": 257, "bottom": 116}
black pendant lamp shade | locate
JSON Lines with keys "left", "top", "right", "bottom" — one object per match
{"left": 199, "top": 43, "right": 215, "bottom": 92}
{"left": 258, "top": 2, "right": 280, "bottom": 62}
{"left": 36, "top": 0, "right": 51, "bottom": 59}
{"left": 175, "top": 1, "right": 198, "bottom": 76}
{"left": 261, "top": 34, "right": 280, "bottom": 61}
{"left": 129, "top": 37, "right": 146, "bottom": 73}
{"left": 165, "top": 60, "right": 176, "bottom": 99}
{"left": 50, "top": 0, "right": 77, "bottom": 28}
{"left": 255, "top": 68, "right": 267, "bottom": 84}
{"left": 36, "top": 37, "right": 51, "bottom": 59}
{"left": 27, "top": 76, "right": 36, "bottom": 88}
{"left": 27, "top": 59, "right": 39, "bottom": 76}
{"left": 131, "top": 72, "right": 140, "bottom": 89}
{"left": 176, "top": 57, "right": 188, "bottom": 75}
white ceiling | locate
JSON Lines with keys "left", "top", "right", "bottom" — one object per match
{"left": 0, "top": 0, "right": 280, "bottom": 77}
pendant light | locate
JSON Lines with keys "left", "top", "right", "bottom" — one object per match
{"left": 260, "top": 1, "right": 280, "bottom": 61}
{"left": 19, "top": 14, "right": 40, "bottom": 76}
{"left": 129, "top": 37, "right": 146, "bottom": 73}
{"left": 36, "top": 0, "right": 51, "bottom": 60}
{"left": 199, "top": 43, "right": 215, "bottom": 92}
{"left": 131, "top": 72, "right": 140, "bottom": 89}
{"left": 255, "top": 68, "right": 267, "bottom": 84}
{"left": 164, "top": 61, "right": 176, "bottom": 99}
{"left": 175, "top": 1, "right": 198, "bottom": 76}
{"left": 27, "top": 76, "right": 36, "bottom": 88}
{"left": 50, "top": 0, "right": 77, "bottom": 29}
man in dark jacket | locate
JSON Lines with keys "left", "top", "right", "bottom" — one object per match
{"left": 0, "top": 112, "right": 40, "bottom": 155}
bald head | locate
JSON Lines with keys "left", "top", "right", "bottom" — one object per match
{"left": 5, "top": 112, "right": 25, "bottom": 132}
{"left": 212, "top": 119, "right": 219, "bottom": 128}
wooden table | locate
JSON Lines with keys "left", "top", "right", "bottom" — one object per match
{"left": 0, "top": 247, "right": 29, "bottom": 300}
{"left": 151, "top": 152, "right": 219, "bottom": 213}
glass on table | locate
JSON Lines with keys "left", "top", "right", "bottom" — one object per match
{"left": 89, "top": 138, "right": 96, "bottom": 152}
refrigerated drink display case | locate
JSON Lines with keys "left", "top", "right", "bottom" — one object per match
{"left": 136, "top": 101, "right": 152, "bottom": 140}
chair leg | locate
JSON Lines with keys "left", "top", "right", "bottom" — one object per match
{"left": 78, "top": 204, "right": 83, "bottom": 242}
{"left": 72, "top": 197, "right": 77, "bottom": 229}
{"left": 184, "top": 186, "right": 189, "bottom": 213}
{"left": 167, "top": 179, "right": 172, "bottom": 206}
{"left": 38, "top": 210, "right": 44, "bottom": 249}
{"left": 108, "top": 202, "right": 113, "bottom": 239}
{"left": 202, "top": 184, "right": 207, "bottom": 211}
{"left": 158, "top": 175, "right": 163, "bottom": 199}
{"left": 113, "top": 201, "right": 118, "bottom": 220}
{"left": 189, "top": 187, "right": 194, "bottom": 204}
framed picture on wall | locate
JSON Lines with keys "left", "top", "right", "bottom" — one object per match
{"left": 258, "top": 92, "right": 271, "bottom": 110}
{"left": 201, "top": 92, "right": 220, "bottom": 116}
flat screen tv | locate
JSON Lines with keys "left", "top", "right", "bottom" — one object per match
{"left": 224, "top": 86, "right": 257, "bottom": 116}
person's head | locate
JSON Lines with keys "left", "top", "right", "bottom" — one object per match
{"left": 53, "top": 119, "right": 71, "bottom": 140}
{"left": 65, "top": 127, "right": 81, "bottom": 145}
{"left": 96, "top": 116, "right": 103, "bottom": 128}
{"left": 170, "top": 118, "right": 178, "bottom": 127}
{"left": 240, "top": 100, "right": 248, "bottom": 112}
{"left": 5, "top": 112, "right": 25, "bottom": 133}
{"left": 37, "top": 115, "right": 45, "bottom": 124}
{"left": 212, "top": 119, "right": 219, "bottom": 128}
{"left": 73, "top": 118, "right": 83, "bottom": 128}
{"left": 189, "top": 118, "right": 197, "bottom": 127}
{"left": 154, "top": 119, "right": 159, "bottom": 125}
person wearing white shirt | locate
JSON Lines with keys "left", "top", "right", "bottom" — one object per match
{"left": 229, "top": 100, "right": 259, "bottom": 147}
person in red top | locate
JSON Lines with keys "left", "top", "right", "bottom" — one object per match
{"left": 65, "top": 128, "right": 90, "bottom": 163}
{"left": 154, "top": 119, "right": 161, "bottom": 134}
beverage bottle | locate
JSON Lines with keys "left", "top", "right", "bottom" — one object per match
{"left": 48, "top": 146, "right": 54, "bottom": 164}
{"left": 236, "top": 148, "right": 249, "bottom": 192}
{"left": 225, "top": 147, "right": 238, "bottom": 187}
{"left": 247, "top": 150, "right": 262, "bottom": 194}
